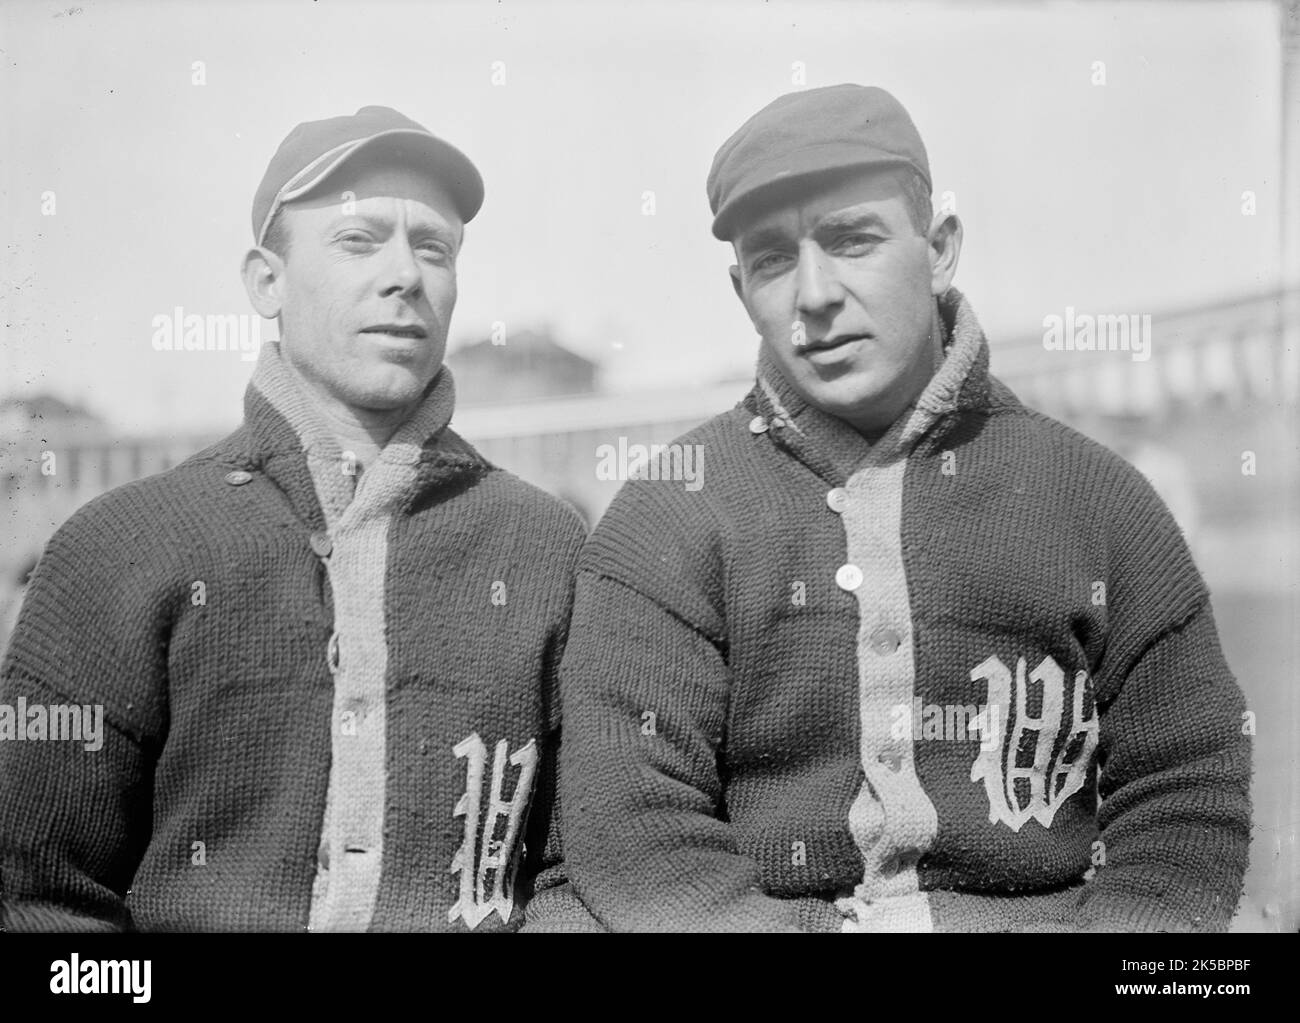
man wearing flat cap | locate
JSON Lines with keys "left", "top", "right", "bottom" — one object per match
{"left": 538, "top": 85, "right": 1251, "bottom": 932}
{"left": 0, "top": 107, "right": 585, "bottom": 931}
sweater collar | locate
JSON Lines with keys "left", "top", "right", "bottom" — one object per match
{"left": 238, "top": 341, "right": 490, "bottom": 528}
{"left": 747, "top": 286, "right": 996, "bottom": 482}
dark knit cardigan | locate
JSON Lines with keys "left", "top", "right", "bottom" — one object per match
{"left": 531, "top": 288, "right": 1251, "bottom": 933}
{"left": 0, "top": 344, "right": 585, "bottom": 932}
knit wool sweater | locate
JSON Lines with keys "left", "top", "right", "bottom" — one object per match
{"left": 0, "top": 343, "right": 585, "bottom": 932}
{"left": 537, "top": 288, "right": 1252, "bottom": 933}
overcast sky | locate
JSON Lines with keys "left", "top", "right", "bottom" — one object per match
{"left": 0, "top": 0, "right": 1285, "bottom": 434}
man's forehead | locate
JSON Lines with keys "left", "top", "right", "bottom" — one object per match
{"left": 734, "top": 168, "right": 909, "bottom": 247}
{"left": 286, "top": 150, "right": 464, "bottom": 227}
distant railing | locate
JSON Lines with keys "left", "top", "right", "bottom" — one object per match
{"left": 2, "top": 287, "right": 1294, "bottom": 527}
{"left": 0, "top": 435, "right": 220, "bottom": 512}
{"left": 994, "top": 288, "right": 1299, "bottom": 418}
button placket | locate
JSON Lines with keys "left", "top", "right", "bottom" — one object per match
{"left": 869, "top": 627, "right": 902, "bottom": 656}
{"left": 837, "top": 457, "right": 941, "bottom": 899}
{"left": 835, "top": 563, "right": 864, "bottom": 591}
{"left": 326, "top": 631, "right": 341, "bottom": 675}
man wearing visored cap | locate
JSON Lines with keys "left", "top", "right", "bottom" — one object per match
{"left": 533, "top": 85, "right": 1251, "bottom": 932}
{"left": 0, "top": 107, "right": 585, "bottom": 931}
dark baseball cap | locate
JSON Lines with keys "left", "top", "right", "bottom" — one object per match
{"left": 251, "top": 105, "right": 484, "bottom": 245}
{"left": 707, "top": 84, "right": 930, "bottom": 241}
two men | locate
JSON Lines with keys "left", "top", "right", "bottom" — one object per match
{"left": 0, "top": 107, "right": 584, "bottom": 931}
{"left": 543, "top": 85, "right": 1252, "bottom": 932}
{"left": 1, "top": 89, "right": 1252, "bottom": 933}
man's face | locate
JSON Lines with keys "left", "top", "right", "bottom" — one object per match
{"left": 269, "top": 151, "right": 464, "bottom": 416}
{"left": 730, "top": 168, "right": 951, "bottom": 439}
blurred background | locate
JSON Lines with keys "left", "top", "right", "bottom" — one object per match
{"left": 1, "top": 0, "right": 1296, "bottom": 930}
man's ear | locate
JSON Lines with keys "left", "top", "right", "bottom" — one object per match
{"left": 728, "top": 264, "right": 763, "bottom": 335}
{"left": 926, "top": 211, "right": 963, "bottom": 297}
{"left": 241, "top": 246, "right": 285, "bottom": 319}
{"left": 729, "top": 264, "right": 745, "bottom": 303}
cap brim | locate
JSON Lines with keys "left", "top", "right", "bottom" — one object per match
{"left": 712, "top": 144, "right": 923, "bottom": 241}
{"left": 256, "top": 128, "right": 484, "bottom": 245}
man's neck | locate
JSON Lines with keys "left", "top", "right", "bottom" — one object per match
{"left": 282, "top": 361, "right": 417, "bottom": 471}
{"left": 854, "top": 300, "right": 947, "bottom": 443}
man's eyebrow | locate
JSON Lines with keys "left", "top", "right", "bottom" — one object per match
{"left": 329, "top": 213, "right": 458, "bottom": 242}
{"left": 330, "top": 213, "right": 391, "bottom": 231}
{"left": 737, "top": 225, "right": 793, "bottom": 255}
{"left": 738, "top": 209, "right": 892, "bottom": 254}
{"left": 813, "top": 209, "right": 891, "bottom": 236}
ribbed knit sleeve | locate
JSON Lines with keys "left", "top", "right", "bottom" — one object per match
{"left": 520, "top": 513, "right": 586, "bottom": 907}
{"left": 1072, "top": 461, "right": 1251, "bottom": 931}
{"left": 561, "top": 574, "right": 802, "bottom": 931}
{"left": 556, "top": 474, "right": 802, "bottom": 932}
{"left": 1, "top": 488, "right": 173, "bottom": 931}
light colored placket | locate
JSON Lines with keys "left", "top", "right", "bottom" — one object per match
{"left": 834, "top": 445, "right": 939, "bottom": 933}
{"left": 756, "top": 294, "right": 987, "bottom": 934}
{"left": 250, "top": 343, "right": 454, "bottom": 933}
{"left": 306, "top": 451, "right": 411, "bottom": 932}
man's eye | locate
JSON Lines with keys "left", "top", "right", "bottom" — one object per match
{"left": 338, "top": 232, "right": 374, "bottom": 247}
{"left": 835, "top": 233, "right": 881, "bottom": 254}
{"left": 752, "top": 251, "right": 792, "bottom": 272}
{"left": 417, "top": 243, "right": 451, "bottom": 263}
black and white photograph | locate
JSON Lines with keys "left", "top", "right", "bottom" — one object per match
{"left": 0, "top": 0, "right": 1295, "bottom": 998}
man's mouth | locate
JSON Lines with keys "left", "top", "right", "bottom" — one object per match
{"left": 802, "top": 332, "right": 870, "bottom": 354}
{"left": 360, "top": 324, "right": 429, "bottom": 340}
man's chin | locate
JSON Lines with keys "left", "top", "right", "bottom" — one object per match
{"left": 791, "top": 368, "right": 887, "bottom": 423}
{"left": 344, "top": 364, "right": 438, "bottom": 413}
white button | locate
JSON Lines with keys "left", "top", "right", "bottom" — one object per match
{"left": 835, "top": 564, "right": 863, "bottom": 591}
{"left": 342, "top": 696, "right": 368, "bottom": 726}
{"left": 826, "top": 488, "right": 849, "bottom": 513}
{"left": 748, "top": 416, "right": 768, "bottom": 434}
{"left": 870, "top": 628, "right": 902, "bottom": 655}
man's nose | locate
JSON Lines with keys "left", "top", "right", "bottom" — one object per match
{"left": 378, "top": 239, "right": 424, "bottom": 299}
{"left": 794, "top": 241, "right": 844, "bottom": 318}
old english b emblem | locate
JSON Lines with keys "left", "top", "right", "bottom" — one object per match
{"left": 449, "top": 733, "right": 539, "bottom": 928}
{"left": 969, "top": 654, "right": 1098, "bottom": 832}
